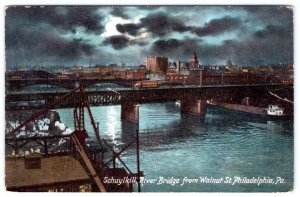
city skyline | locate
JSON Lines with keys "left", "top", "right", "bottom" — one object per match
{"left": 5, "top": 5, "right": 293, "bottom": 68}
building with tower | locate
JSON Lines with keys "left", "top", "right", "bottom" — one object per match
{"left": 226, "top": 58, "right": 233, "bottom": 69}
{"left": 189, "top": 52, "right": 199, "bottom": 69}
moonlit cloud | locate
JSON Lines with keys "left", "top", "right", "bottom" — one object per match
{"left": 5, "top": 5, "right": 293, "bottom": 68}
{"left": 101, "top": 16, "right": 132, "bottom": 37}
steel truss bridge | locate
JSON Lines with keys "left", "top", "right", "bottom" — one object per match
{"left": 6, "top": 78, "right": 143, "bottom": 90}
{"left": 5, "top": 83, "right": 293, "bottom": 110}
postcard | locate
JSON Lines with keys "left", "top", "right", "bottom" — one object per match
{"left": 4, "top": 5, "right": 294, "bottom": 192}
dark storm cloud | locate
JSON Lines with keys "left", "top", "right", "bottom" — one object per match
{"left": 102, "top": 35, "right": 146, "bottom": 50}
{"left": 150, "top": 29, "right": 293, "bottom": 65}
{"left": 5, "top": 6, "right": 294, "bottom": 67}
{"left": 254, "top": 25, "right": 292, "bottom": 39}
{"left": 193, "top": 16, "right": 242, "bottom": 37}
{"left": 116, "top": 23, "right": 141, "bottom": 36}
{"left": 6, "top": 6, "right": 105, "bottom": 34}
{"left": 5, "top": 21, "right": 96, "bottom": 66}
{"left": 139, "top": 12, "right": 192, "bottom": 36}
{"left": 115, "top": 12, "right": 192, "bottom": 37}
{"left": 151, "top": 38, "right": 201, "bottom": 59}
{"left": 146, "top": 7, "right": 293, "bottom": 65}
{"left": 243, "top": 5, "right": 291, "bottom": 16}
{"left": 55, "top": 7, "right": 105, "bottom": 34}
{"left": 246, "top": 24, "right": 293, "bottom": 64}
{"left": 153, "top": 39, "right": 182, "bottom": 50}
{"left": 242, "top": 6, "right": 293, "bottom": 28}
{"left": 57, "top": 38, "right": 94, "bottom": 58}
{"left": 116, "top": 14, "right": 241, "bottom": 38}
{"left": 110, "top": 7, "right": 130, "bottom": 19}
{"left": 102, "top": 35, "right": 131, "bottom": 50}
{"left": 215, "top": 34, "right": 293, "bottom": 65}
{"left": 5, "top": 6, "right": 102, "bottom": 66}
{"left": 211, "top": 34, "right": 292, "bottom": 65}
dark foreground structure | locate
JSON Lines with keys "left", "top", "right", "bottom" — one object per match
{"left": 5, "top": 86, "right": 142, "bottom": 192}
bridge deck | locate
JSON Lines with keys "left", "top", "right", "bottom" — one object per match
{"left": 6, "top": 83, "right": 293, "bottom": 109}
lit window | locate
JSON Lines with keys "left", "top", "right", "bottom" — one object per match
{"left": 79, "top": 184, "right": 92, "bottom": 192}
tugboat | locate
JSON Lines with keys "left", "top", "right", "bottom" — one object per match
{"left": 266, "top": 105, "right": 287, "bottom": 119}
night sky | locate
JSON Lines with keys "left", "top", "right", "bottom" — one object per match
{"left": 5, "top": 5, "right": 293, "bottom": 68}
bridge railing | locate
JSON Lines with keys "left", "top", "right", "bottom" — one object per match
{"left": 5, "top": 134, "right": 106, "bottom": 170}
{"left": 5, "top": 134, "right": 75, "bottom": 157}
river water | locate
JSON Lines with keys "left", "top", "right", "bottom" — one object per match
{"left": 56, "top": 102, "right": 293, "bottom": 192}
{"left": 8, "top": 84, "right": 293, "bottom": 192}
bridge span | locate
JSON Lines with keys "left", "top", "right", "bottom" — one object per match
{"left": 6, "top": 83, "right": 293, "bottom": 120}
{"left": 6, "top": 78, "right": 144, "bottom": 89}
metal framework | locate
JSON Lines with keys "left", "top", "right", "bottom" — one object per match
{"left": 6, "top": 83, "right": 293, "bottom": 110}
{"left": 6, "top": 85, "right": 143, "bottom": 192}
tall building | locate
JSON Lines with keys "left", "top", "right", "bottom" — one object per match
{"left": 226, "top": 58, "right": 233, "bottom": 69}
{"left": 145, "top": 56, "right": 168, "bottom": 74}
{"left": 189, "top": 52, "right": 199, "bottom": 69}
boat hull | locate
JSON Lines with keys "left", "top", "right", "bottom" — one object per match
{"left": 266, "top": 114, "right": 293, "bottom": 120}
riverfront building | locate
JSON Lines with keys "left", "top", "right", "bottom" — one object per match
{"left": 145, "top": 56, "right": 168, "bottom": 74}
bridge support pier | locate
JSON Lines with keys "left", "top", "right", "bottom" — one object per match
{"left": 180, "top": 99, "right": 207, "bottom": 116}
{"left": 121, "top": 120, "right": 138, "bottom": 142}
{"left": 121, "top": 102, "right": 139, "bottom": 123}
{"left": 121, "top": 102, "right": 139, "bottom": 142}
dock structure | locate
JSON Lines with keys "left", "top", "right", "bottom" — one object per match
{"left": 5, "top": 85, "right": 142, "bottom": 192}
{"left": 5, "top": 134, "right": 133, "bottom": 192}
